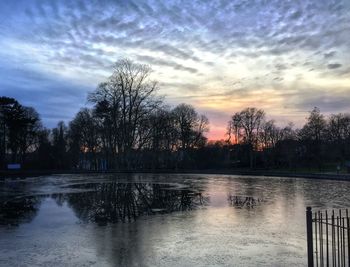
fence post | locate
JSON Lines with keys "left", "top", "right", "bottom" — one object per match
{"left": 306, "top": 206, "right": 314, "bottom": 267}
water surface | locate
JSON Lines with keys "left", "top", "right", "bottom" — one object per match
{"left": 0, "top": 173, "right": 349, "bottom": 266}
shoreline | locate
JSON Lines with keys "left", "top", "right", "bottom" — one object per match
{"left": 1, "top": 169, "right": 350, "bottom": 181}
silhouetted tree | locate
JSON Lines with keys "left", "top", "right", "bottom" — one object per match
{"left": 35, "top": 129, "right": 53, "bottom": 169}
{"left": 69, "top": 108, "right": 100, "bottom": 169}
{"left": 88, "top": 59, "right": 161, "bottom": 168}
{"left": 171, "top": 103, "right": 209, "bottom": 167}
{"left": 51, "top": 121, "right": 68, "bottom": 169}
{"left": 299, "top": 107, "right": 326, "bottom": 142}
{"left": 0, "top": 97, "right": 42, "bottom": 167}
{"left": 326, "top": 113, "right": 350, "bottom": 164}
{"left": 172, "top": 103, "right": 209, "bottom": 150}
{"left": 139, "top": 107, "right": 176, "bottom": 168}
{"left": 299, "top": 107, "right": 327, "bottom": 170}
{"left": 0, "top": 97, "right": 18, "bottom": 167}
{"left": 227, "top": 107, "right": 265, "bottom": 168}
{"left": 227, "top": 112, "right": 242, "bottom": 144}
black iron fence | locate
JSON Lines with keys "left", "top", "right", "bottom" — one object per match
{"left": 306, "top": 207, "right": 350, "bottom": 267}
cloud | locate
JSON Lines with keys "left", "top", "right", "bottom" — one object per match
{"left": 275, "top": 63, "right": 288, "bottom": 71}
{"left": 324, "top": 51, "right": 336, "bottom": 59}
{"left": 293, "top": 90, "right": 350, "bottom": 113}
{"left": 161, "top": 81, "right": 201, "bottom": 92}
{"left": 327, "top": 63, "right": 342, "bottom": 69}
{"left": 136, "top": 55, "right": 198, "bottom": 73}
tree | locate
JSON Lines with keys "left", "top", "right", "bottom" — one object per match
{"left": 0, "top": 97, "right": 18, "bottom": 167}
{"left": 0, "top": 97, "right": 42, "bottom": 166}
{"left": 51, "top": 121, "right": 68, "bottom": 169}
{"left": 259, "top": 120, "right": 295, "bottom": 149}
{"left": 171, "top": 103, "right": 209, "bottom": 167}
{"left": 36, "top": 129, "right": 53, "bottom": 169}
{"left": 172, "top": 103, "right": 209, "bottom": 150}
{"left": 69, "top": 108, "right": 100, "bottom": 169}
{"left": 147, "top": 107, "right": 176, "bottom": 152}
{"left": 238, "top": 108, "right": 265, "bottom": 146}
{"left": 299, "top": 107, "right": 327, "bottom": 169}
{"left": 326, "top": 113, "right": 350, "bottom": 162}
{"left": 88, "top": 59, "right": 161, "bottom": 168}
{"left": 17, "top": 107, "right": 42, "bottom": 163}
{"left": 299, "top": 107, "right": 326, "bottom": 142}
{"left": 227, "top": 113, "right": 242, "bottom": 144}
{"left": 227, "top": 107, "right": 265, "bottom": 168}
{"left": 327, "top": 113, "right": 350, "bottom": 142}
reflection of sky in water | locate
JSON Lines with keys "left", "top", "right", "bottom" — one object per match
{"left": 0, "top": 174, "right": 350, "bottom": 266}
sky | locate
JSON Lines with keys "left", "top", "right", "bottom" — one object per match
{"left": 0, "top": 0, "right": 349, "bottom": 140}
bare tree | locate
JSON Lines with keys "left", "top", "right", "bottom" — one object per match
{"left": 18, "top": 107, "right": 42, "bottom": 163}
{"left": 299, "top": 107, "right": 326, "bottom": 142}
{"left": 239, "top": 107, "right": 265, "bottom": 146}
{"left": 0, "top": 97, "right": 42, "bottom": 164}
{"left": 227, "top": 108, "right": 265, "bottom": 145}
{"left": 260, "top": 120, "right": 280, "bottom": 149}
{"left": 88, "top": 59, "right": 161, "bottom": 168}
{"left": 69, "top": 108, "right": 100, "bottom": 169}
{"left": 298, "top": 107, "right": 327, "bottom": 170}
{"left": 227, "top": 107, "right": 265, "bottom": 168}
{"left": 51, "top": 121, "right": 68, "bottom": 169}
{"left": 326, "top": 113, "right": 350, "bottom": 163}
{"left": 172, "top": 103, "right": 209, "bottom": 150}
{"left": 227, "top": 113, "right": 242, "bottom": 144}
{"left": 327, "top": 113, "right": 350, "bottom": 142}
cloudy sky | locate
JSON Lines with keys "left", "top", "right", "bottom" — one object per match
{"left": 0, "top": 0, "right": 349, "bottom": 139}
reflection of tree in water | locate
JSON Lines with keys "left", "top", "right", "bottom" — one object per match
{"left": 227, "top": 195, "right": 263, "bottom": 209}
{"left": 0, "top": 196, "right": 41, "bottom": 226}
{"left": 56, "top": 183, "right": 207, "bottom": 224}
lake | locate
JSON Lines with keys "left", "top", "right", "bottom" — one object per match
{"left": 0, "top": 173, "right": 349, "bottom": 266}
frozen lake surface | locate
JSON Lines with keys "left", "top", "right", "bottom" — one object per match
{"left": 0, "top": 173, "right": 350, "bottom": 266}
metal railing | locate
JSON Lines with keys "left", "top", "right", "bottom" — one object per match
{"left": 306, "top": 207, "right": 350, "bottom": 267}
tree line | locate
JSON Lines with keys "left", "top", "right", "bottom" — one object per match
{"left": 1, "top": 59, "right": 350, "bottom": 172}
{"left": 1, "top": 59, "right": 209, "bottom": 170}
{"left": 226, "top": 107, "right": 350, "bottom": 171}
